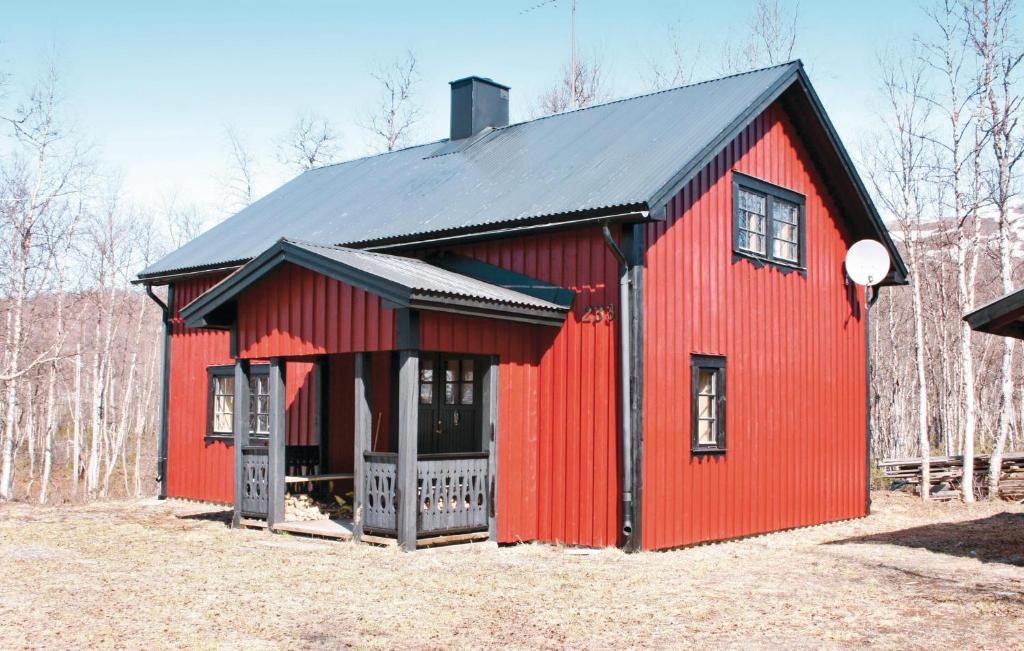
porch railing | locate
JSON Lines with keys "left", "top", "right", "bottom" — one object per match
{"left": 361, "top": 451, "right": 489, "bottom": 537}
{"left": 241, "top": 446, "right": 269, "bottom": 518}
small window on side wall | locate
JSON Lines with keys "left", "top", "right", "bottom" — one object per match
{"left": 206, "top": 364, "right": 270, "bottom": 441}
{"left": 691, "top": 354, "right": 726, "bottom": 454}
{"left": 733, "top": 172, "right": 805, "bottom": 270}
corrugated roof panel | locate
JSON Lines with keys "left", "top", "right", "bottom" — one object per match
{"left": 141, "top": 62, "right": 800, "bottom": 278}
{"left": 290, "top": 240, "right": 565, "bottom": 310}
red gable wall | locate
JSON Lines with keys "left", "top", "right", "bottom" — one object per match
{"left": 236, "top": 263, "right": 396, "bottom": 358}
{"left": 166, "top": 275, "right": 319, "bottom": 503}
{"left": 641, "top": 101, "right": 868, "bottom": 550}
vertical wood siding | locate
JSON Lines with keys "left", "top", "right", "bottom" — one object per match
{"left": 167, "top": 275, "right": 234, "bottom": 503}
{"left": 167, "top": 275, "right": 320, "bottom": 503}
{"left": 642, "top": 102, "right": 867, "bottom": 550}
{"left": 236, "top": 262, "right": 396, "bottom": 358}
{"left": 324, "top": 351, "right": 392, "bottom": 474}
{"left": 440, "top": 226, "right": 621, "bottom": 547}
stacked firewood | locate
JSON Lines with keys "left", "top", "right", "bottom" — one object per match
{"left": 879, "top": 452, "right": 1024, "bottom": 501}
{"left": 284, "top": 493, "right": 330, "bottom": 522}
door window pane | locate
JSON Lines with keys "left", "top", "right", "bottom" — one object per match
{"left": 249, "top": 374, "right": 270, "bottom": 436}
{"left": 420, "top": 382, "right": 433, "bottom": 405}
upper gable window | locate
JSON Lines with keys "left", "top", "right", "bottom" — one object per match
{"left": 733, "top": 173, "right": 805, "bottom": 269}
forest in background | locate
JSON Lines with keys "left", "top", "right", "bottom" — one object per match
{"left": 0, "top": 0, "right": 1019, "bottom": 504}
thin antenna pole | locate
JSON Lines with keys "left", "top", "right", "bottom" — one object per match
{"left": 570, "top": 0, "right": 577, "bottom": 109}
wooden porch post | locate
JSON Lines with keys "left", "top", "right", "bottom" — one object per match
{"left": 267, "top": 358, "right": 286, "bottom": 528}
{"left": 231, "top": 359, "right": 251, "bottom": 528}
{"left": 396, "top": 309, "right": 420, "bottom": 552}
{"left": 481, "top": 356, "right": 499, "bottom": 541}
{"left": 352, "top": 352, "right": 371, "bottom": 543}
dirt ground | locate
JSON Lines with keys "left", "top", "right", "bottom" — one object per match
{"left": 0, "top": 492, "right": 1022, "bottom": 650}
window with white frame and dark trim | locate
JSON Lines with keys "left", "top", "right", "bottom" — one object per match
{"left": 206, "top": 364, "right": 270, "bottom": 441}
{"left": 691, "top": 355, "right": 726, "bottom": 454}
{"left": 733, "top": 173, "right": 805, "bottom": 269}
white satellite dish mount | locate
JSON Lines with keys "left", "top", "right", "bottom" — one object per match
{"left": 844, "top": 239, "right": 890, "bottom": 287}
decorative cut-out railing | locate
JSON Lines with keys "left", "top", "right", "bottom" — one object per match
{"left": 361, "top": 451, "right": 489, "bottom": 536}
{"left": 241, "top": 446, "right": 269, "bottom": 518}
{"left": 363, "top": 452, "right": 398, "bottom": 533}
{"left": 416, "top": 453, "right": 489, "bottom": 535}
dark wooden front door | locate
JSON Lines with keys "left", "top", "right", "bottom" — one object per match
{"left": 417, "top": 354, "right": 482, "bottom": 454}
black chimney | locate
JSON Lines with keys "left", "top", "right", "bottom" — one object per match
{"left": 449, "top": 76, "right": 510, "bottom": 141}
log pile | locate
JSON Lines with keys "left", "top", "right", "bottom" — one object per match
{"left": 284, "top": 493, "right": 330, "bottom": 522}
{"left": 878, "top": 451, "right": 1024, "bottom": 501}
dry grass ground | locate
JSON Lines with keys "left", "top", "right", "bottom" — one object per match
{"left": 0, "top": 492, "right": 1022, "bottom": 650}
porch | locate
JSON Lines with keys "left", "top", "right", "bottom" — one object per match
{"left": 180, "top": 239, "right": 571, "bottom": 550}
{"left": 233, "top": 349, "right": 500, "bottom": 550}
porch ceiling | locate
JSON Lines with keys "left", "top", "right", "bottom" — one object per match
{"left": 179, "top": 238, "right": 571, "bottom": 329}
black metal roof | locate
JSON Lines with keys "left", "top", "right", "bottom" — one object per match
{"left": 964, "top": 288, "right": 1024, "bottom": 339}
{"left": 180, "top": 239, "right": 571, "bottom": 329}
{"left": 139, "top": 60, "right": 908, "bottom": 285}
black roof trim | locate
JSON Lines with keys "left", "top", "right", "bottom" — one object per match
{"left": 964, "top": 287, "right": 1024, "bottom": 339}
{"left": 644, "top": 60, "right": 907, "bottom": 287}
{"left": 646, "top": 61, "right": 803, "bottom": 215}
{"left": 179, "top": 239, "right": 569, "bottom": 330}
{"left": 789, "top": 69, "right": 909, "bottom": 285}
{"left": 138, "top": 204, "right": 649, "bottom": 284}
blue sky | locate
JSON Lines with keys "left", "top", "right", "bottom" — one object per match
{"left": 2, "top": 1, "right": 925, "bottom": 221}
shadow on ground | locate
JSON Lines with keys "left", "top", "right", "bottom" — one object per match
{"left": 178, "top": 509, "right": 233, "bottom": 526}
{"left": 828, "top": 512, "right": 1024, "bottom": 566}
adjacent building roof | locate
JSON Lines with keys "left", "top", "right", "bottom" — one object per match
{"left": 180, "top": 239, "right": 571, "bottom": 328}
{"left": 139, "top": 60, "right": 908, "bottom": 285}
{"left": 964, "top": 288, "right": 1024, "bottom": 339}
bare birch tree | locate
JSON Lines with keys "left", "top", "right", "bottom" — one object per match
{"left": 722, "top": 0, "right": 800, "bottom": 73}
{"left": 646, "top": 24, "right": 701, "bottom": 91}
{"left": 533, "top": 51, "right": 608, "bottom": 117}
{"left": 277, "top": 113, "right": 341, "bottom": 171}
{"left": 363, "top": 50, "right": 421, "bottom": 152}
{"left": 0, "top": 65, "right": 86, "bottom": 500}
{"left": 966, "top": 0, "right": 1023, "bottom": 498}
{"left": 223, "top": 124, "right": 257, "bottom": 210}
{"left": 869, "top": 55, "right": 936, "bottom": 498}
{"left": 919, "top": 0, "right": 984, "bottom": 500}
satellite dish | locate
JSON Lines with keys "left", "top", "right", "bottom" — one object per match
{"left": 845, "top": 239, "right": 890, "bottom": 287}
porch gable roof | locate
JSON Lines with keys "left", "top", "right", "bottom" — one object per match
{"left": 179, "top": 238, "right": 571, "bottom": 329}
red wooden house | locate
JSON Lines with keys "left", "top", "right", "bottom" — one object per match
{"left": 138, "top": 62, "right": 907, "bottom": 551}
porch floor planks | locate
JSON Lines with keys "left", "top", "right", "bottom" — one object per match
{"left": 272, "top": 518, "right": 355, "bottom": 540}
{"left": 265, "top": 518, "right": 488, "bottom": 548}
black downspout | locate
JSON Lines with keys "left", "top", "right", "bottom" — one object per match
{"left": 145, "top": 283, "right": 173, "bottom": 500}
{"left": 625, "top": 224, "right": 644, "bottom": 552}
{"left": 865, "top": 285, "right": 880, "bottom": 514}
{"left": 602, "top": 223, "right": 642, "bottom": 551}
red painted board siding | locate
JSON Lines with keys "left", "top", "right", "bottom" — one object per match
{"left": 236, "top": 262, "right": 396, "bottom": 359}
{"left": 167, "top": 275, "right": 320, "bottom": 503}
{"left": 324, "top": 351, "right": 393, "bottom": 474}
{"left": 641, "top": 101, "right": 867, "bottom": 550}
{"left": 440, "top": 226, "right": 621, "bottom": 548}
{"left": 167, "top": 275, "right": 234, "bottom": 503}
